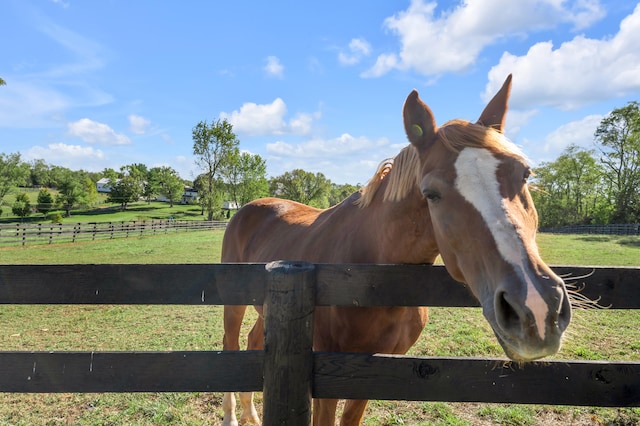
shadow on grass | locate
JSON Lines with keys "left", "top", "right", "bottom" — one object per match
{"left": 575, "top": 235, "right": 615, "bottom": 243}
{"left": 619, "top": 237, "right": 640, "bottom": 248}
{"left": 575, "top": 234, "right": 640, "bottom": 248}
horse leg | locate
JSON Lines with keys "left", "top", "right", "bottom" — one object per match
{"left": 222, "top": 392, "right": 238, "bottom": 426}
{"left": 340, "top": 400, "right": 369, "bottom": 426}
{"left": 313, "top": 398, "right": 339, "bottom": 425}
{"left": 239, "top": 314, "right": 264, "bottom": 425}
{"left": 222, "top": 305, "right": 247, "bottom": 426}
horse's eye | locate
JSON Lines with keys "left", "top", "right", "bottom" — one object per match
{"left": 423, "top": 189, "right": 441, "bottom": 203}
{"left": 523, "top": 169, "right": 532, "bottom": 183}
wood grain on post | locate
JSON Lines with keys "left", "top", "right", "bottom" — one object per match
{"left": 262, "top": 261, "right": 316, "bottom": 425}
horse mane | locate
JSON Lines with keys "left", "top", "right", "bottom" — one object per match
{"left": 356, "top": 119, "right": 527, "bottom": 208}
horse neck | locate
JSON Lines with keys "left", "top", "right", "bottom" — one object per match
{"left": 359, "top": 179, "right": 440, "bottom": 264}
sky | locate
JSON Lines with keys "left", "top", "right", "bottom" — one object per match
{"left": 1, "top": 0, "right": 640, "bottom": 185}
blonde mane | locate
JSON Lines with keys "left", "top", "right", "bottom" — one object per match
{"left": 356, "top": 119, "right": 527, "bottom": 208}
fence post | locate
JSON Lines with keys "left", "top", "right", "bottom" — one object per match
{"left": 263, "top": 261, "right": 316, "bottom": 426}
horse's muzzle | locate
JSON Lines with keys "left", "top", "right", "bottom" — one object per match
{"left": 489, "top": 276, "right": 572, "bottom": 361}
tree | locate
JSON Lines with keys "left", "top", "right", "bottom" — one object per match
{"left": 192, "top": 119, "right": 239, "bottom": 220}
{"left": 12, "top": 193, "right": 31, "bottom": 221}
{"left": 269, "top": 169, "right": 332, "bottom": 208}
{"left": 0, "top": 152, "right": 29, "bottom": 204}
{"left": 100, "top": 167, "right": 119, "bottom": 181}
{"left": 594, "top": 101, "right": 640, "bottom": 222}
{"left": 30, "top": 159, "right": 51, "bottom": 187}
{"left": 221, "top": 150, "right": 269, "bottom": 207}
{"left": 36, "top": 188, "right": 55, "bottom": 218}
{"left": 0, "top": 77, "right": 5, "bottom": 86}
{"left": 152, "top": 166, "right": 184, "bottom": 207}
{"left": 82, "top": 176, "right": 99, "bottom": 207}
{"left": 48, "top": 165, "right": 71, "bottom": 188}
{"left": 329, "top": 183, "right": 359, "bottom": 206}
{"left": 107, "top": 176, "right": 140, "bottom": 211}
{"left": 531, "top": 145, "right": 604, "bottom": 227}
{"left": 56, "top": 173, "right": 86, "bottom": 217}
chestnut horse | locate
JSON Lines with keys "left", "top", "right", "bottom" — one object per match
{"left": 220, "top": 75, "right": 571, "bottom": 425}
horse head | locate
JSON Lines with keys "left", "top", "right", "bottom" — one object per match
{"left": 403, "top": 75, "right": 571, "bottom": 361}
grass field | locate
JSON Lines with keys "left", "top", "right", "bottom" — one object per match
{"left": 0, "top": 231, "right": 639, "bottom": 425}
{"left": 0, "top": 196, "right": 208, "bottom": 224}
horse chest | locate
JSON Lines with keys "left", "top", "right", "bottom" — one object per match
{"left": 315, "top": 306, "right": 428, "bottom": 354}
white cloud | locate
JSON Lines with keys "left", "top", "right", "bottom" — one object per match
{"left": 221, "top": 98, "right": 286, "bottom": 135}
{"left": 267, "top": 133, "right": 386, "bottom": 158}
{"left": 220, "top": 98, "right": 319, "bottom": 136}
{"left": 128, "top": 114, "right": 151, "bottom": 135}
{"left": 67, "top": 118, "right": 131, "bottom": 145}
{"left": 365, "top": 0, "right": 606, "bottom": 77}
{"left": 504, "top": 108, "right": 540, "bottom": 139}
{"left": 288, "top": 112, "right": 320, "bottom": 135}
{"left": 361, "top": 54, "right": 399, "bottom": 78}
{"left": 264, "top": 56, "right": 284, "bottom": 78}
{"left": 543, "top": 114, "right": 603, "bottom": 153}
{"left": 338, "top": 38, "right": 372, "bottom": 65}
{"left": 265, "top": 135, "right": 399, "bottom": 184}
{"left": 25, "top": 143, "right": 105, "bottom": 167}
{"left": 485, "top": 4, "right": 640, "bottom": 110}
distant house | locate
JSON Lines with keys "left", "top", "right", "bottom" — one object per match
{"left": 182, "top": 186, "right": 198, "bottom": 204}
{"left": 223, "top": 201, "right": 239, "bottom": 210}
{"left": 156, "top": 186, "right": 199, "bottom": 204}
{"left": 96, "top": 178, "right": 118, "bottom": 193}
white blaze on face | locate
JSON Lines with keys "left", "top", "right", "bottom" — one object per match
{"left": 454, "top": 148, "right": 548, "bottom": 340}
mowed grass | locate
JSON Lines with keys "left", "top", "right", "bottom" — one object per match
{"left": 0, "top": 198, "right": 208, "bottom": 224}
{"left": 0, "top": 231, "right": 639, "bottom": 425}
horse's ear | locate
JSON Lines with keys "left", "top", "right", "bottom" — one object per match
{"left": 403, "top": 90, "right": 437, "bottom": 153}
{"left": 477, "top": 74, "right": 512, "bottom": 133}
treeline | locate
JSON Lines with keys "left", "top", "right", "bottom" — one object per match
{"left": 531, "top": 101, "right": 640, "bottom": 227}
{"left": 0, "top": 119, "right": 358, "bottom": 222}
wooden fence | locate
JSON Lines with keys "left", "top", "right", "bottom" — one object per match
{"left": 541, "top": 223, "right": 640, "bottom": 235}
{"left": 0, "top": 263, "right": 639, "bottom": 425}
{"left": 0, "top": 220, "right": 227, "bottom": 247}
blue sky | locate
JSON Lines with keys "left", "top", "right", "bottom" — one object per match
{"left": 1, "top": 1, "right": 639, "bottom": 185}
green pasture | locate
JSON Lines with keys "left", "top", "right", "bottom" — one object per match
{"left": 0, "top": 231, "right": 639, "bottom": 425}
{"left": 0, "top": 193, "right": 207, "bottom": 224}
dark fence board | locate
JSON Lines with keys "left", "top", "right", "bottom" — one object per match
{"left": 552, "top": 266, "right": 640, "bottom": 308}
{"left": 1, "top": 264, "right": 639, "bottom": 308}
{"left": 4, "top": 350, "right": 638, "bottom": 407}
{"left": 315, "top": 264, "right": 479, "bottom": 307}
{"left": 0, "top": 351, "right": 263, "bottom": 393}
{"left": 313, "top": 353, "right": 640, "bottom": 407}
{"left": 0, "top": 264, "right": 265, "bottom": 305}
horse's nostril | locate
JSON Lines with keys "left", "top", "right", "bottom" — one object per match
{"left": 557, "top": 289, "right": 572, "bottom": 331}
{"left": 496, "top": 291, "right": 522, "bottom": 332}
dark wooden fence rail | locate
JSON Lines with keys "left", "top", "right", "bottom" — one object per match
{"left": 0, "top": 220, "right": 227, "bottom": 246}
{"left": 541, "top": 223, "right": 640, "bottom": 235}
{"left": 0, "top": 263, "right": 639, "bottom": 424}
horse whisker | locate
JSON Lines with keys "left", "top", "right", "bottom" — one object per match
{"left": 566, "top": 288, "right": 610, "bottom": 310}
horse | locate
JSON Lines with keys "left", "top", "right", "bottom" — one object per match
{"left": 220, "top": 75, "right": 572, "bottom": 426}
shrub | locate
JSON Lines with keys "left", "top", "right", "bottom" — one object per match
{"left": 50, "top": 212, "right": 64, "bottom": 224}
